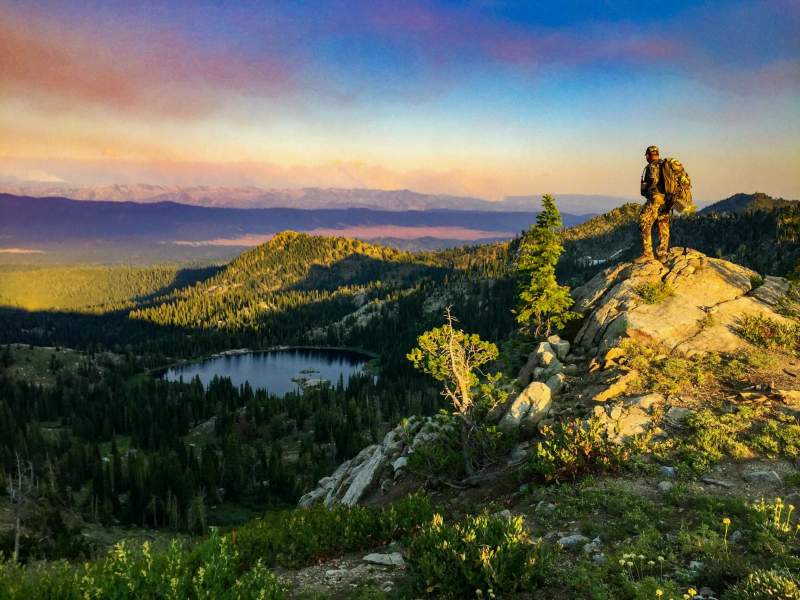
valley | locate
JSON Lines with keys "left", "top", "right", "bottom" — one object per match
{"left": 0, "top": 193, "right": 798, "bottom": 598}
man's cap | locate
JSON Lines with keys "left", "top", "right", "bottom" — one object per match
{"left": 645, "top": 145, "right": 660, "bottom": 155}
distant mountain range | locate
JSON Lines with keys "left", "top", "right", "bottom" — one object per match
{"left": 3, "top": 191, "right": 795, "bottom": 264}
{"left": 0, "top": 193, "right": 591, "bottom": 261}
{"left": 0, "top": 184, "right": 631, "bottom": 215}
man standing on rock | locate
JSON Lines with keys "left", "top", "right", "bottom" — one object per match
{"left": 639, "top": 145, "right": 673, "bottom": 261}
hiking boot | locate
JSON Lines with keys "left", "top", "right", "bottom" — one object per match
{"left": 634, "top": 253, "right": 656, "bottom": 263}
{"left": 656, "top": 250, "right": 669, "bottom": 262}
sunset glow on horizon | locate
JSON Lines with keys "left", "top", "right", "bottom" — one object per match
{"left": 2, "top": 0, "right": 799, "bottom": 203}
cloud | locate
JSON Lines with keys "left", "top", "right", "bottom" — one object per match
{"left": 364, "top": 1, "right": 680, "bottom": 69}
{"left": 2, "top": 0, "right": 796, "bottom": 120}
{"left": 0, "top": 6, "right": 297, "bottom": 119}
{"left": 357, "top": 0, "right": 799, "bottom": 96}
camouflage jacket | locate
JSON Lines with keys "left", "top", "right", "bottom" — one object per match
{"left": 640, "top": 160, "right": 666, "bottom": 198}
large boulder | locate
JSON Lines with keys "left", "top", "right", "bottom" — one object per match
{"left": 499, "top": 382, "right": 553, "bottom": 432}
{"left": 572, "top": 248, "right": 794, "bottom": 355}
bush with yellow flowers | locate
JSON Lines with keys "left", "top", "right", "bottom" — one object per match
{"left": 408, "top": 512, "right": 552, "bottom": 598}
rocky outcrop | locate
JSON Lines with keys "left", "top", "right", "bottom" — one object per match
{"left": 299, "top": 427, "right": 402, "bottom": 507}
{"left": 497, "top": 334, "right": 582, "bottom": 432}
{"left": 298, "top": 416, "right": 455, "bottom": 507}
{"left": 572, "top": 248, "right": 792, "bottom": 356}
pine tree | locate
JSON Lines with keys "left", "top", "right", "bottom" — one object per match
{"left": 515, "top": 194, "right": 579, "bottom": 337}
{"left": 407, "top": 309, "right": 499, "bottom": 476}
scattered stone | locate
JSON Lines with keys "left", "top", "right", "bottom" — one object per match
{"left": 362, "top": 552, "right": 405, "bottom": 567}
{"left": 593, "top": 398, "right": 653, "bottom": 443}
{"left": 557, "top": 534, "right": 590, "bottom": 550}
{"left": 509, "top": 442, "right": 532, "bottom": 464}
{"left": 535, "top": 342, "right": 557, "bottom": 367}
{"left": 542, "top": 358, "right": 565, "bottom": 379}
{"left": 493, "top": 509, "right": 513, "bottom": 520}
{"left": 535, "top": 501, "right": 555, "bottom": 513}
{"left": 700, "top": 477, "right": 735, "bottom": 489}
{"left": 325, "top": 568, "right": 349, "bottom": 579}
{"left": 582, "top": 537, "right": 602, "bottom": 555}
{"left": 699, "top": 587, "right": 717, "bottom": 599}
{"left": 688, "top": 560, "right": 704, "bottom": 572}
{"left": 665, "top": 406, "right": 693, "bottom": 426}
{"left": 657, "top": 481, "right": 674, "bottom": 493}
{"left": 743, "top": 470, "right": 783, "bottom": 486}
{"left": 391, "top": 456, "right": 408, "bottom": 472}
{"left": 729, "top": 530, "right": 743, "bottom": 544}
{"left": 659, "top": 465, "right": 677, "bottom": 479}
{"left": 626, "top": 393, "right": 663, "bottom": 412}
{"left": 547, "top": 335, "right": 571, "bottom": 361}
{"left": 564, "top": 364, "right": 580, "bottom": 376}
{"left": 545, "top": 373, "right": 566, "bottom": 395}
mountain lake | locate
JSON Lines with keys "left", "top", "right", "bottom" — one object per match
{"left": 162, "top": 348, "right": 373, "bottom": 395}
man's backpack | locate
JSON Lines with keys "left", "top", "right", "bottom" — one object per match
{"left": 660, "top": 158, "right": 695, "bottom": 213}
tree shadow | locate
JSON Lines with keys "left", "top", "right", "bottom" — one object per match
{"left": 288, "top": 253, "right": 450, "bottom": 292}
{"left": 133, "top": 265, "right": 224, "bottom": 304}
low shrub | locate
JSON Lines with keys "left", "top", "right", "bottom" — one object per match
{"left": 620, "top": 339, "right": 777, "bottom": 396}
{"left": 526, "top": 418, "right": 630, "bottom": 483}
{"left": 233, "top": 493, "right": 434, "bottom": 569}
{"left": 634, "top": 281, "right": 674, "bottom": 304}
{"left": 735, "top": 314, "right": 800, "bottom": 356}
{"left": 408, "top": 512, "right": 552, "bottom": 598}
{"left": 405, "top": 414, "right": 465, "bottom": 478}
{"left": 0, "top": 536, "right": 287, "bottom": 600}
{"left": 0, "top": 496, "right": 434, "bottom": 599}
{"left": 621, "top": 339, "right": 714, "bottom": 395}
{"left": 670, "top": 407, "right": 800, "bottom": 472}
{"left": 723, "top": 569, "right": 800, "bottom": 600}
{"left": 778, "top": 281, "right": 800, "bottom": 319}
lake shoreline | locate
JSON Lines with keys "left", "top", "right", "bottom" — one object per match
{"left": 149, "top": 344, "right": 379, "bottom": 375}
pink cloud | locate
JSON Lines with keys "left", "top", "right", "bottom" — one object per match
{"left": 0, "top": 7, "right": 297, "bottom": 118}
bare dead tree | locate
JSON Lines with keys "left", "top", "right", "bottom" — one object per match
{"left": 7, "top": 453, "right": 37, "bottom": 563}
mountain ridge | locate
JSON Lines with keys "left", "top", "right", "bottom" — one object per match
{"left": 699, "top": 191, "right": 798, "bottom": 214}
{"left": 0, "top": 183, "right": 631, "bottom": 214}
{"left": 0, "top": 193, "right": 588, "bottom": 259}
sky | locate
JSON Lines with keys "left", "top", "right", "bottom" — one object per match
{"left": 1, "top": 0, "right": 799, "bottom": 203}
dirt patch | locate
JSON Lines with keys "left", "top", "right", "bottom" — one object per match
{"left": 275, "top": 548, "right": 407, "bottom": 599}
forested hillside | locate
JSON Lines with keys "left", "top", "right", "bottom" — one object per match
{"left": 0, "top": 264, "right": 220, "bottom": 311}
